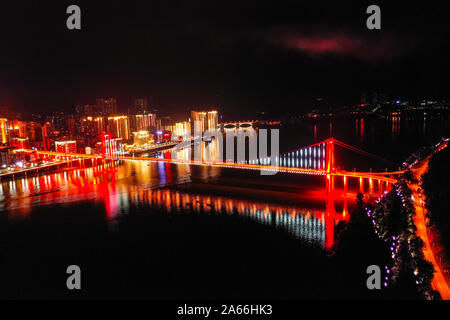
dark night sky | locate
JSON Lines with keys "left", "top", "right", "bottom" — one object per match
{"left": 0, "top": 1, "right": 448, "bottom": 119}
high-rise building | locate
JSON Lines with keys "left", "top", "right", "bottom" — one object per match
{"left": 107, "top": 116, "right": 130, "bottom": 141}
{"left": 42, "top": 122, "right": 52, "bottom": 150}
{"left": 190, "top": 110, "right": 219, "bottom": 135}
{"left": 155, "top": 118, "right": 162, "bottom": 131}
{"left": 8, "top": 120, "right": 28, "bottom": 139}
{"left": 162, "top": 124, "right": 176, "bottom": 135}
{"left": 96, "top": 98, "right": 118, "bottom": 115}
{"left": 49, "top": 111, "right": 66, "bottom": 132}
{"left": 0, "top": 120, "right": 43, "bottom": 146}
{"left": 135, "top": 113, "right": 156, "bottom": 131}
{"left": 11, "top": 137, "right": 29, "bottom": 149}
{"left": 67, "top": 117, "right": 76, "bottom": 138}
{"left": 27, "top": 121, "right": 42, "bottom": 142}
{"left": 55, "top": 140, "right": 77, "bottom": 154}
{"left": 134, "top": 98, "right": 148, "bottom": 113}
{"left": 76, "top": 104, "right": 95, "bottom": 115}
{"left": 0, "top": 118, "right": 9, "bottom": 144}
{"left": 0, "top": 147, "right": 12, "bottom": 167}
{"left": 81, "top": 116, "right": 105, "bottom": 138}
{"left": 174, "top": 121, "right": 191, "bottom": 139}
{"left": 207, "top": 110, "right": 218, "bottom": 131}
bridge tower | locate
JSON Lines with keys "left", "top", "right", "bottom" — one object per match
{"left": 101, "top": 132, "right": 113, "bottom": 158}
{"left": 325, "top": 137, "right": 335, "bottom": 174}
{"left": 324, "top": 138, "right": 337, "bottom": 249}
{"left": 325, "top": 138, "right": 336, "bottom": 193}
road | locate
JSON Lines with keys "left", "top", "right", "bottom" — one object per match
{"left": 410, "top": 146, "right": 450, "bottom": 300}
{"left": 0, "top": 161, "right": 70, "bottom": 178}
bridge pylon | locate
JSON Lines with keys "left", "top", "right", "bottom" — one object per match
{"left": 101, "top": 132, "right": 113, "bottom": 158}
{"left": 325, "top": 137, "right": 336, "bottom": 174}
{"left": 325, "top": 138, "right": 336, "bottom": 193}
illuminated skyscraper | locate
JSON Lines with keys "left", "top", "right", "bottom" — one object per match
{"left": 174, "top": 121, "right": 191, "bottom": 139}
{"left": 0, "top": 118, "right": 8, "bottom": 144}
{"left": 135, "top": 113, "right": 156, "bottom": 131}
{"left": 81, "top": 116, "right": 105, "bottom": 138}
{"left": 190, "top": 110, "right": 219, "bottom": 135}
{"left": 27, "top": 121, "right": 42, "bottom": 142}
{"left": 9, "top": 120, "right": 28, "bottom": 139}
{"left": 41, "top": 122, "right": 52, "bottom": 150}
{"left": 207, "top": 110, "right": 218, "bottom": 131}
{"left": 12, "top": 137, "right": 29, "bottom": 149}
{"left": 67, "top": 117, "right": 76, "bottom": 138}
{"left": 107, "top": 116, "right": 130, "bottom": 141}
{"left": 55, "top": 140, "right": 77, "bottom": 153}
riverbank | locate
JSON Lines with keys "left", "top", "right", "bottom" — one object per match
{"left": 364, "top": 138, "right": 450, "bottom": 299}
{"left": 415, "top": 141, "right": 450, "bottom": 299}
{"left": 0, "top": 157, "right": 121, "bottom": 182}
{"left": 367, "top": 179, "right": 440, "bottom": 299}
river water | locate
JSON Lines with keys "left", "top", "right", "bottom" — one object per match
{"left": 0, "top": 114, "right": 448, "bottom": 298}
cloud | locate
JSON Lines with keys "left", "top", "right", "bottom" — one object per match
{"left": 287, "top": 35, "right": 360, "bottom": 54}
{"left": 279, "top": 31, "right": 408, "bottom": 62}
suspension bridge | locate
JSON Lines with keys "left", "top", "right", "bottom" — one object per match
{"left": 11, "top": 136, "right": 405, "bottom": 251}
{"left": 22, "top": 137, "right": 403, "bottom": 194}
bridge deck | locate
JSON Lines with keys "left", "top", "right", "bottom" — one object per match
{"left": 29, "top": 150, "right": 399, "bottom": 183}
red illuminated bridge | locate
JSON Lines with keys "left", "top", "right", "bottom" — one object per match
{"left": 25, "top": 137, "right": 403, "bottom": 194}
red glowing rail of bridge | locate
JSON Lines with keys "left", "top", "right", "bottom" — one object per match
{"left": 24, "top": 137, "right": 402, "bottom": 184}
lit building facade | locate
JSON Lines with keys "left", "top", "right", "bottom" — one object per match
{"left": 9, "top": 120, "right": 28, "bottom": 139}
{"left": 174, "top": 121, "right": 191, "bottom": 139}
{"left": 81, "top": 116, "right": 105, "bottom": 138}
{"left": 41, "top": 122, "right": 52, "bottom": 150}
{"left": 133, "top": 131, "right": 152, "bottom": 146}
{"left": 207, "top": 111, "right": 219, "bottom": 131}
{"left": 190, "top": 110, "right": 219, "bottom": 135}
{"left": 11, "top": 137, "right": 29, "bottom": 149}
{"left": 100, "top": 133, "right": 124, "bottom": 156}
{"left": 0, "top": 118, "right": 8, "bottom": 144}
{"left": 0, "top": 147, "right": 12, "bottom": 167}
{"left": 107, "top": 116, "right": 130, "bottom": 141}
{"left": 1, "top": 119, "right": 43, "bottom": 147}
{"left": 67, "top": 117, "right": 76, "bottom": 138}
{"left": 27, "top": 121, "right": 42, "bottom": 142}
{"left": 55, "top": 140, "right": 77, "bottom": 154}
{"left": 135, "top": 113, "right": 156, "bottom": 131}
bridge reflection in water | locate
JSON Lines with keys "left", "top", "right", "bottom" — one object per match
{"left": 0, "top": 159, "right": 352, "bottom": 250}
{"left": 127, "top": 186, "right": 348, "bottom": 250}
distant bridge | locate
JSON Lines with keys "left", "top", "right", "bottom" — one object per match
{"left": 219, "top": 120, "right": 258, "bottom": 131}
